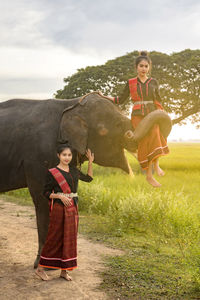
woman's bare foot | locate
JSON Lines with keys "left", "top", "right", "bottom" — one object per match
{"left": 146, "top": 176, "right": 161, "bottom": 187}
{"left": 154, "top": 158, "right": 165, "bottom": 177}
{"left": 35, "top": 268, "right": 50, "bottom": 281}
{"left": 60, "top": 270, "right": 72, "bottom": 281}
{"left": 155, "top": 166, "right": 165, "bottom": 177}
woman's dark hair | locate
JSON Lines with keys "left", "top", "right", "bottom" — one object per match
{"left": 135, "top": 50, "right": 152, "bottom": 70}
{"left": 56, "top": 142, "right": 73, "bottom": 155}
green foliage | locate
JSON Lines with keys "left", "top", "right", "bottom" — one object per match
{"left": 55, "top": 49, "right": 200, "bottom": 125}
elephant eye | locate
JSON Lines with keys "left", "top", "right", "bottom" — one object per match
{"left": 97, "top": 123, "right": 108, "bottom": 136}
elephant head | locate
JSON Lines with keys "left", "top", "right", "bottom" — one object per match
{"left": 58, "top": 93, "right": 172, "bottom": 172}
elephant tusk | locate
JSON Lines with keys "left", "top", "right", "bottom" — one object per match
{"left": 124, "top": 130, "right": 134, "bottom": 139}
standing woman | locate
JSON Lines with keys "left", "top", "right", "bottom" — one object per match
{"left": 35, "top": 143, "right": 94, "bottom": 281}
{"left": 103, "top": 51, "right": 169, "bottom": 187}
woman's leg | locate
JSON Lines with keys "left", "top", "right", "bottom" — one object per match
{"left": 154, "top": 157, "right": 165, "bottom": 176}
{"left": 35, "top": 265, "right": 49, "bottom": 281}
{"left": 146, "top": 161, "right": 161, "bottom": 187}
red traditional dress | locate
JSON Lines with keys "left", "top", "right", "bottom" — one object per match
{"left": 114, "top": 77, "right": 169, "bottom": 169}
{"left": 39, "top": 166, "right": 93, "bottom": 270}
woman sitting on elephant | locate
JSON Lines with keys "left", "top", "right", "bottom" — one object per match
{"left": 102, "top": 51, "right": 169, "bottom": 187}
{"left": 35, "top": 143, "right": 94, "bottom": 281}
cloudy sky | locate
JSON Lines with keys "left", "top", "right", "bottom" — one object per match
{"left": 0, "top": 0, "right": 200, "bottom": 140}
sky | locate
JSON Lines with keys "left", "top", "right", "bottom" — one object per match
{"left": 0, "top": 0, "right": 200, "bottom": 141}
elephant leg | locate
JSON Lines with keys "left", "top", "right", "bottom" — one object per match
{"left": 32, "top": 194, "right": 49, "bottom": 268}
{"left": 24, "top": 161, "right": 49, "bottom": 268}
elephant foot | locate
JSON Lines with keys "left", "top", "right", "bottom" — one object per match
{"left": 34, "top": 254, "right": 40, "bottom": 269}
{"left": 146, "top": 176, "right": 161, "bottom": 188}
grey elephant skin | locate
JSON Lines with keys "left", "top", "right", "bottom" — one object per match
{"left": 0, "top": 93, "right": 172, "bottom": 267}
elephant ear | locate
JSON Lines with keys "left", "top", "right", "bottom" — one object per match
{"left": 58, "top": 114, "right": 88, "bottom": 154}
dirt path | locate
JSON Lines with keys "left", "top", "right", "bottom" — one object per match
{"left": 0, "top": 198, "right": 122, "bottom": 300}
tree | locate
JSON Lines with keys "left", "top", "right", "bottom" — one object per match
{"left": 55, "top": 49, "right": 200, "bottom": 126}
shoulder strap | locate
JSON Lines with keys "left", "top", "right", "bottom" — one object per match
{"left": 128, "top": 78, "right": 141, "bottom": 101}
{"left": 49, "top": 168, "right": 71, "bottom": 194}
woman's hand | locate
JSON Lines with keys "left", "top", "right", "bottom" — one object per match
{"left": 59, "top": 195, "right": 72, "bottom": 207}
{"left": 98, "top": 90, "right": 104, "bottom": 97}
{"left": 86, "top": 149, "right": 94, "bottom": 164}
{"left": 98, "top": 91, "right": 114, "bottom": 102}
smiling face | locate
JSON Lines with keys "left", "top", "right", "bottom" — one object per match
{"left": 57, "top": 147, "right": 72, "bottom": 166}
{"left": 136, "top": 59, "right": 150, "bottom": 78}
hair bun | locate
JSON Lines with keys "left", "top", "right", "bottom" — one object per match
{"left": 58, "top": 140, "right": 72, "bottom": 148}
{"left": 56, "top": 141, "right": 73, "bottom": 154}
{"left": 60, "top": 140, "right": 70, "bottom": 145}
{"left": 139, "top": 50, "right": 148, "bottom": 57}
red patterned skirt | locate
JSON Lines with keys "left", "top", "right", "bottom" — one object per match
{"left": 131, "top": 115, "right": 169, "bottom": 170}
{"left": 39, "top": 202, "right": 79, "bottom": 270}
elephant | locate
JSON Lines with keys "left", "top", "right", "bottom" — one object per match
{"left": 0, "top": 92, "right": 172, "bottom": 267}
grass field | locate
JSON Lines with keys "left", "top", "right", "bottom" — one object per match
{"left": 3, "top": 143, "right": 200, "bottom": 299}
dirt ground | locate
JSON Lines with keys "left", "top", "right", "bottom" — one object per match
{"left": 0, "top": 197, "right": 122, "bottom": 300}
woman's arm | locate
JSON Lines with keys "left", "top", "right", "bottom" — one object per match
{"left": 99, "top": 81, "right": 130, "bottom": 105}
{"left": 113, "top": 81, "right": 130, "bottom": 105}
{"left": 85, "top": 149, "right": 94, "bottom": 177}
{"left": 43, "top": 171, "right": 54, "bottom": 200}
{"left": 78, "top": 149, "right": 94, "bottom": 182}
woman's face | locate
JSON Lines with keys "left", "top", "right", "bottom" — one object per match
{"left": 136, "top": 59, "right": 150, "bottom": 77}
{"left": 58, "top": 148, "right": 72, "bottom": 165}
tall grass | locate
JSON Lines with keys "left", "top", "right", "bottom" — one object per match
{"left": 79, "top": 143, "right": 200, "bottom": 239}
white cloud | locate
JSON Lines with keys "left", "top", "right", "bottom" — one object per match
{"left": 0, "top": 46, "right": 111, "bottom": 79}
{"left": 1, "top": 0, "right": 200, "bottom": 54}
{"left": 0, "top": 45, "right": 112, "bottom": 101}
{"left": 168, "top": 122, "right": 200, "bottom": 141}
{"left": 0, "top": 1, "right": 48, "bottom": 47}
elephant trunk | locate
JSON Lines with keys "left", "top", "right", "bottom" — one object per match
{"left": 132, "top": 110, "right": 172, "bottom": 142}
{"left": 124, "top": 110, "right": 172, "bottom": 147}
